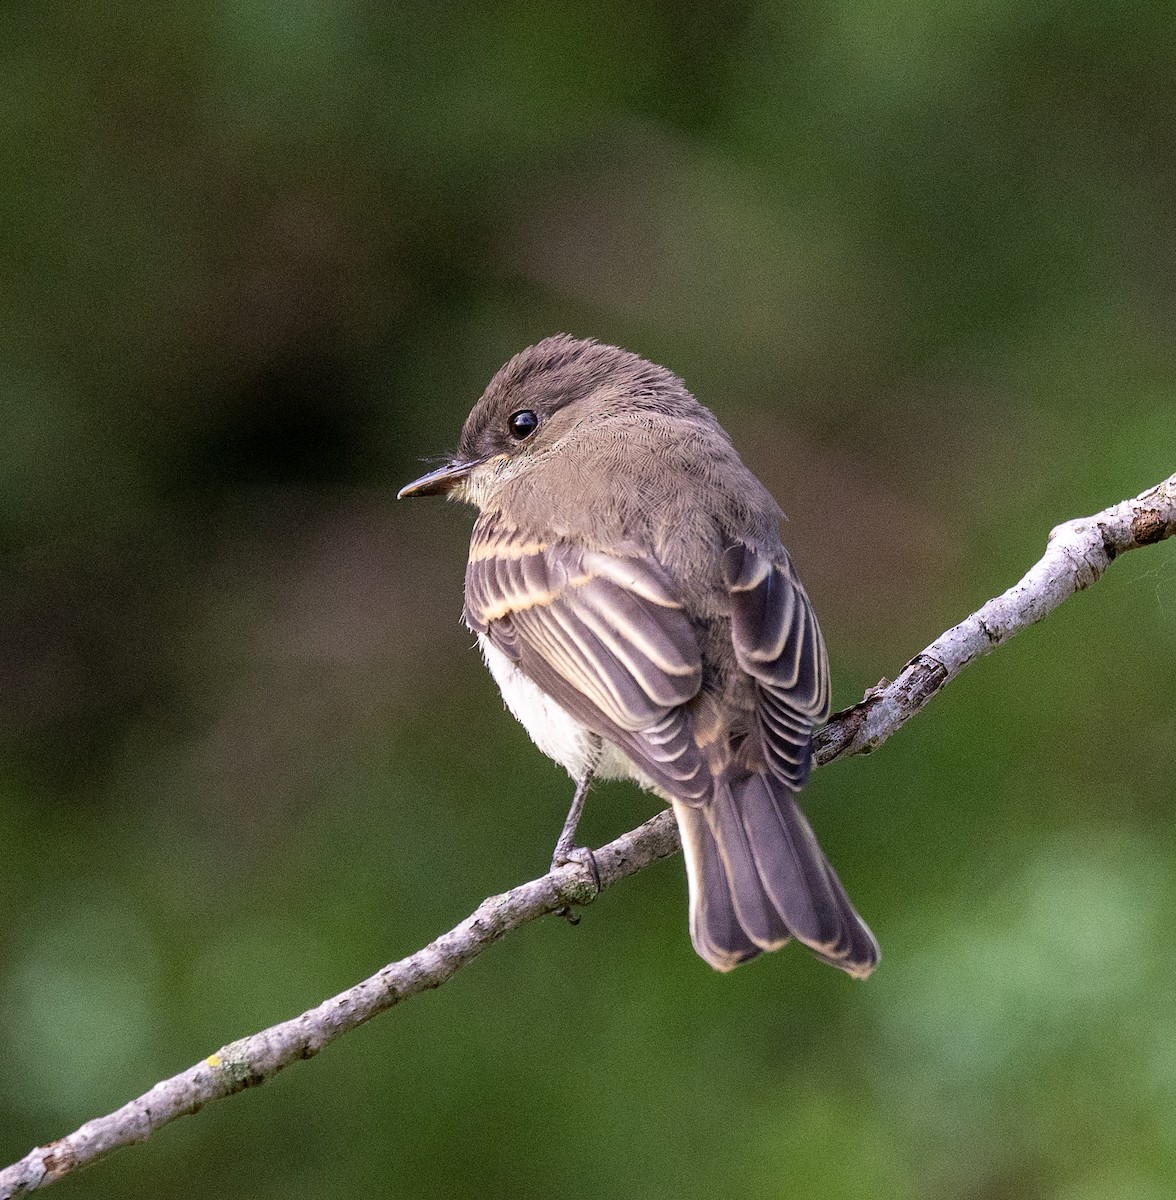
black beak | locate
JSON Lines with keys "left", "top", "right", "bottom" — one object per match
{"left": 397, "top": 458, "right": 484, "bottom": 499}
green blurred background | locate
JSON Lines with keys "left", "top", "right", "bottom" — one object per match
{"left": 3, "top": 2, "right": 1175, "bottom": 1197}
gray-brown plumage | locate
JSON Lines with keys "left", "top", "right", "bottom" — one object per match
{"left": 398, "top": 335, "right": 879, "bottom": 976}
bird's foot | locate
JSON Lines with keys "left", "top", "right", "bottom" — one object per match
{"left": 550, "top": 845, "right": 602, "bottom": 925}
{"left": 551, "top": 844, "right": 602, "bottom": 889}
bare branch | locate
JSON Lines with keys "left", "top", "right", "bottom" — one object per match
{"left": 813, "top": 471, "right": 1175, "bottom": 761}
{"left": 2, "top": 471, "right": 1173, "bottom": 1199}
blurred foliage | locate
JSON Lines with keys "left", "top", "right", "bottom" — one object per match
{"left": 2, "top": 2, "right": 1175, "bottom": 1198}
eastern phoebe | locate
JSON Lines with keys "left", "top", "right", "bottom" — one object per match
{"left": 399, "top": 335, "right": 878, "bottom": 977}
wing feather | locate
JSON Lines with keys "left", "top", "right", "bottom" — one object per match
{"left": 723, "top": 542, "right": 831, "bottom": 790}
{"left": 515, "top": 603, "right": 658, "bottom": 728}
{"left": 464, "top": 514, "right": 709, "bottom": 799}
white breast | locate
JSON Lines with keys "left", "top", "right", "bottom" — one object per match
{"left": 477, "top": 634, "right": 651, "bottom": 788}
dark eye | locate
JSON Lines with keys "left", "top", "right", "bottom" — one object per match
{"left": 508, "top": 409, "right": 539, "bottom": 440}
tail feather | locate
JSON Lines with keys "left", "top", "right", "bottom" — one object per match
{"left": 809, "top": 857, "right": 881, "bottom": 977}
{"left": 736, "top": 771, "right": 844, "bottom": 949}
{"left": 677, "top": 773, "right": 879, "bottom": 979}
{"left": 675, "top": 803, "right": 764, "bottom": 972}
{"left": 705, "top": 786, "right": 793, "bottom": 952}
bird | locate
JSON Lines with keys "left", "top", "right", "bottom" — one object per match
{"left": 398, "top": 334, "right": 879, "bottom": 977}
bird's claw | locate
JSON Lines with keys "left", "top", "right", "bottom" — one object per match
{"left": 551, "top": 845, "right": 602, "bottom": 892}
{"left": 551, "top": 846, "right": 602, "bottom": 924}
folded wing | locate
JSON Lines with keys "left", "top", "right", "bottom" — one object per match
{"left": 721, "top": 542, "right": 831, "bottom": 790}
{"left": 464, "top": 514, "right": 711, "bottom": 801}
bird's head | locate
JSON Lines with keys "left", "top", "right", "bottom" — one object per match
{"left": 397, "top": 334, "right": 698, "bottom": 506}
